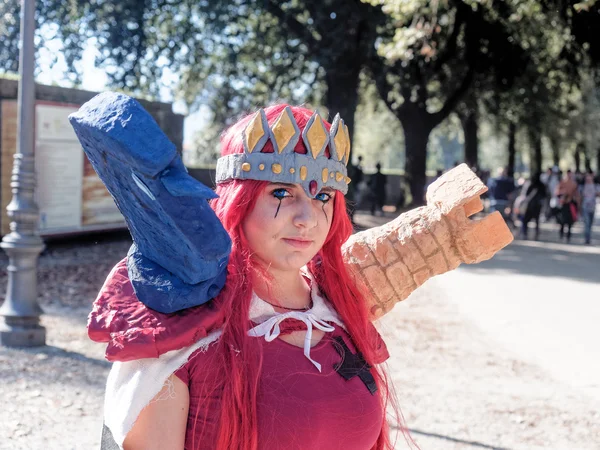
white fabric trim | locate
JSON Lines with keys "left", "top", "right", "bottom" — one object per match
{"left": 103, "top": 268, "right": 344, "bottom": 448}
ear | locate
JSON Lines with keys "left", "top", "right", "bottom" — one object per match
{"left": 160, "top": 169, "right": 219, "bottom": 199}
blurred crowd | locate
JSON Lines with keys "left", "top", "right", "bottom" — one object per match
{"left": 483, "top": 166, "right": 600, "bottom": 245}
{"left": 349, "top": 157, "right": 600, "bottom": 246}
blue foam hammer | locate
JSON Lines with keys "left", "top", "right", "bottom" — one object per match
{"left": 69, "top": 92, "right": 231, "bottom": 313}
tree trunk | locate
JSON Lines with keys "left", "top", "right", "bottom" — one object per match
{"left": 584, "top": 152, "right": 592, "bottom": 172}
{"left": 574, "top": 146, "right": 581, "bottom": 173}
{"left": 529, "top": 130, "right": 542, "bottom": 174}
{"left": 460, "top": 108, "right": 479, "bottom": 169}
{"left": 402, "top": 116, "right": 434, "bottom": 206}
{"left": 597, "top": 147, "right": 600, "bottom": 173}
{"left": 549, "top": 136, "right": 560, "bottom": 167}
{"left": 323, "top": 61, "right": 362, "bottom": 210}
{"left": 507, "top": 122, "right": 517, "bottom": 178}
{"left": 324, "top": 64, "right": 361, "bottom": 161}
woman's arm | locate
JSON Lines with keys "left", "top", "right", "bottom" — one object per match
{"left": 123, "top": 374, "right": 189, "bottom": 450}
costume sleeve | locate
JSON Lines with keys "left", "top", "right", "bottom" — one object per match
{"left": 174, "top": 363, "right": 190, "bottom": 386}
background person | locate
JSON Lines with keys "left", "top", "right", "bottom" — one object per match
{"left": 368, "top": 162, "right": 387, "bottom": 216}
{"left": 487, "top": 167, "right": 516, "bottom": 226}
{"left": 581, "top": 171, "right": 600, "bottom": 245}
{"left": 514, "top": 172, "right": 547, "bottom": 240}
{"left": 556, "top": 170, "right": 581, "bottom": 242}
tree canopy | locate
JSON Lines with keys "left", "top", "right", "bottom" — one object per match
{"left": 2, "top": 0, "right": 600, "bottom": 205}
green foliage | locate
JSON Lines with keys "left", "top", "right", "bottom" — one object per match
{"left": 3, "top": 0, "right": 600, "bottom": 179}
{"left": 0, "top": 0, "right": 326, "bottom": 122}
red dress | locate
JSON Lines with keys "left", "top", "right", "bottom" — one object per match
{"left": 175, "top": 324, "right": 383, "bottom": 450}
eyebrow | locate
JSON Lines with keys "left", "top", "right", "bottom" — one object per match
{"left": 268, "top": 182, "right": 336, "bottom": 195}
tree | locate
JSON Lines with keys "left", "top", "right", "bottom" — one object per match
{"left": 363, "top": 0, "right": 531, "bottom": 204}
{"left": 0, "top": 1, "right": 387, "bottom": 152}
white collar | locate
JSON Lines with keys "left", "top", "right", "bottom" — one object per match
{"left": 247, "top": 269, "right": 345, "bottom": 372}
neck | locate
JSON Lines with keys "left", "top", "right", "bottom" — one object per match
{"left": 251, "top": 265, "right": 311, "bottom": 311}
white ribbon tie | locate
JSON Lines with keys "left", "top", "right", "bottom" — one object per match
{"left": 247, "top": 311, "right": 335, "bottom": 372}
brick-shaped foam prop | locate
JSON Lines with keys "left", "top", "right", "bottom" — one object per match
{"left": 342, "top": 164, "right": 513, "bottom": 318}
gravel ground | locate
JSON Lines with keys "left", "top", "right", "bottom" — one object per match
{"left": 0, "top": 226, "right": 599, "bottom": 449}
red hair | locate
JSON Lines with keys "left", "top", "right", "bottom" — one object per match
{"left": 192, "top": 104, "right": 410, "bottom": 450}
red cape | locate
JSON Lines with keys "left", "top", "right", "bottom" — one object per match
{"left": 88, "top": 258, "right": 226, "bottom": 362}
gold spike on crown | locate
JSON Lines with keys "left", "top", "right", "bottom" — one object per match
{"left": 216, "top": 106, "right": 351, "bottom": 197}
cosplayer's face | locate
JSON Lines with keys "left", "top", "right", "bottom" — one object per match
{"left": 242, "top": 182, "right": 335, "bottom": 273}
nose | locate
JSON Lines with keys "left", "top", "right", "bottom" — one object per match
{"left": 292, "top": 196, "right": 318, "bottom": 229}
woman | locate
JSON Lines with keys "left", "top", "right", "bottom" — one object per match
{"left": 555, "top": 170, "right": 580, "bottom": 242}
{"left": 516, "top": 172, "right": 547, "bottom": 240}
{"left": 97, "top": 104, "right": 401, "bottom": 450}
{"left": 581, "top": 172, "right": 599, "bottom": 245}
{"left": 73, "top": 93, "right": 512, "bottom": 450}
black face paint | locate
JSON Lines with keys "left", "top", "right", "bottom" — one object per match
{"left": 322, "top": 203, "right": 329, "bottom": 223}
{"left": 274, "top": 198, "right": 283, "bottom": 218}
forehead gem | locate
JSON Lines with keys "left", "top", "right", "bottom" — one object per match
{"left": 289, "top": 167, "right": 295, "bottom": 174}
{"left": 272, "top": 163, "right": 282, "bottom": 174}
{"left": 309, "top": 180, "right": 318, "bottom": 197}
{"left": 242, "top": 163, "right": 251, "bottom": 172}
{"left": 259, "top": 164, "right": 265, "bottom": 170}
{"left": 322, "top": 168, "right": 329, "bottom": 183}
{"left": 336, "top": 172, "right": 344, "bottom": 182}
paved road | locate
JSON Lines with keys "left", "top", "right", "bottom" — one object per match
{"left": 440, "top": 231, "right": 600, "bottom": 405}
{"left": 355, "top": 210, "right": 600, "bottom": 406}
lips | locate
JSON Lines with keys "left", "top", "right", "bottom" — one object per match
{"left": 282, "top": 238, "right": 313, "bottom": 249}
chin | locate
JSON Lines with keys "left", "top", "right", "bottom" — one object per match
{"left": 274, "top": 253, "right": 316, "bottom": 272}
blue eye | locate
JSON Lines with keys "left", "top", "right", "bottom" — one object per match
{"left": 315, "top": 192, "right": 332, "bottom": 203}
{"left": 272, "top": 188, "right": 291, "bottom": 200}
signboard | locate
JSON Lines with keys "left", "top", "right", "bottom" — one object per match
{"left": 35, "top": 104, "right": 84, "bottom": 231}
{"left": 0, "top": 100, "right": 125, "bottom": 236}
{"left": 1, "top": 101, "right": 18, "bottom": 235}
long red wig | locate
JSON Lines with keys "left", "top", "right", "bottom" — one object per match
{"left": 193, "top": 104, "right": 406, "bottom": 450}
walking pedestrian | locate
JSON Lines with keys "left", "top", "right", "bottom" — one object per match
{"left": 515, "top": 172, "right": 547, "bottom": 240}
{"left": 348, "top": 155, "right": 364, "bottom": 222}
{"left": 487, "top": 167, "right": 516, "bottom": 227}
{"left": 556, "top": 170, "right": 580, "bottom": 242}
{"left": 545, "top": 167, "right": 562, "bottom": 222}
{"left": 581, "top": 171, "right": 600, "bottom": 244}
{"left": 368, "top": 162, "right": 387, "bottom": 216}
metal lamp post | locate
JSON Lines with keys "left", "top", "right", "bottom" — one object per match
{"left": 0, "top": 0, "right": 46, "bottom": 347}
